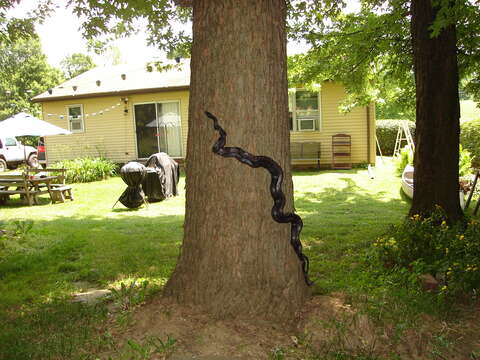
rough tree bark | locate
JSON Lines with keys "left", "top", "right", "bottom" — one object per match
{"left": 164, "top": 0, "right": 309, "bottom": 320}
{"left": 409, "top": 0, "right": 463, "bottom": 221}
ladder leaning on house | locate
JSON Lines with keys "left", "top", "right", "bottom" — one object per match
{"left": 393, "top": 120, "right": 415, "bottom": 157}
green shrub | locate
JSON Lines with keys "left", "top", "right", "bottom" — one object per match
{"left": 395, "top": 146, "right": 413, "bottom": 175}
{"left": 373, "top": 208, "right": 480, "bottom": 297}
{"left": 52, "top": 157, "right": 117, "bottom": 183}
{"left": 394, "top": 145, "right": 473, "bottom": 177}
{"left": 460, "top": 119, "right": 480, "bottom": 167}
{"left": 376, "top": 119, "right": 416, "bottom": 156}
{"left": 459, "top": 145, "right": 474, "bottom": 177}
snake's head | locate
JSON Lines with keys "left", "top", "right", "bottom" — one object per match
{"left": 205, "top": 111, "right": 216, "bottom": 122}
{"left": 205, "top": 111, "right": 222, "bottom": 131}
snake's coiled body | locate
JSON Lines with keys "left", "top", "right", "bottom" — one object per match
{"left": 205, "top": 111, "right": 313, "bottom": 286}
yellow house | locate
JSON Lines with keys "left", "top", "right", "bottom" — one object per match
{"left": 32, "top": 63, "right": 375, "bottom": 168}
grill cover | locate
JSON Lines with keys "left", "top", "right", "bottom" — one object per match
{"left": 142, "top": 153, "right": 180, "bottom": 202}
{"left": 118, "top": 162, "right": 147, "bottom": 208}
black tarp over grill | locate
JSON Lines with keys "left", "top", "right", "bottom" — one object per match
{"left": 118, "top": 162, "right": 147, "bottom": 208}
{"left": 142, "top": 153, "right": 180, "bottom": 202}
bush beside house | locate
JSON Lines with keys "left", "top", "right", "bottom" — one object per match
{"left": 52, "top": 157, "right": 117, "bottom": 183}
{"left": 377, "top": 118, "right": 480, "bottom": 168}
{"left": 460, "top": 119, "right": 480, "bottom": 167}
{"left": 376, "top": 119, "right": 416, "bottom": 156}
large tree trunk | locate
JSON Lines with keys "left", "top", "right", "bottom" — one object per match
{"left": 164, "top": 0, "right": 308, "bottom": 320}
{"left": 409, "top": 0, "right": 462, "bottom": 221}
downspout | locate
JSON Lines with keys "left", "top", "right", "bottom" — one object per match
{"left": 366, "top": 105, "right": 371, "bottom": 164}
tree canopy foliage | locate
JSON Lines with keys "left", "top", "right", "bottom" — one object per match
{"left": 60, "top": 53, "right": 96, "bottom": 79}
{"left": 0, "top": 0, "right": 54, "bottom": 44}
{"left": 69, "top": 0, "right": 192, "bottom": 63}
{"left": 0, "top": 36, "right": 63, "bottom": 120}
{"left": 2, "top": 1, "right": 478, "bottom": 119}
{"left": 1, "top": 1, "right": 33, "bottom": 44}
{"left": 287, "top": 0, "right": 480, "bottom": 119}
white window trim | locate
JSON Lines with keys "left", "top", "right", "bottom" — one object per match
{"left": 67, "top": 104, "right": 84, "bottom": 133}
{"left": 289, "top": 88, "right": 322, "bottom": 133}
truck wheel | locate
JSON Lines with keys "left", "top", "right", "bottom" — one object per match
{"left": 0, "top": 158, "right": 6, "bottom": 172}
{"left": 28, "top": 154, "right": 39, "bottom": 168}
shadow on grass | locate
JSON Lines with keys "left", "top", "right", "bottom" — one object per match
{"left": 293, "top": 168, "right": 365, "bottom": 177}
{"left": 0, "top": 171, "right": 410, "bottom": 360}
{"left": 111, "top": 207, "right": 143, "bottom": 212}
{"left": 294, "top": 176, "right": 409, "bottom": 294}
{"left": 0, "top": 212, "right": 184, "bottom": 359}
{"left": 296, "top": 177, "right": 407, "bottom": 224}
{"left": 0, "top": 300, "right": 109, "bottom": 360}
{"left": 0, "top": 195, "right": 53, "bottom": 208}
{"left": 0, "top": 213, "right": 183, "bottom": 304}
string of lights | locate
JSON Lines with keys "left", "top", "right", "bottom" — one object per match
{"left": 45, "top": 102, "right": 123, "bottom": 119}
{"left": 45, "top": 101, "right": 179, "bottom": 127}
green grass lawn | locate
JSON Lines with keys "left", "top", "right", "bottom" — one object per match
{"left": 0, "top": 161, "right": 475, "bottom": 359}
{"left": 1, "top": 176, "right": 185, "bottom": 307}
{"left": 0, "top": 177, "right": 186, "bottom": 359}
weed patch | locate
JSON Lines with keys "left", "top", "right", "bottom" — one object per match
{"left": 372, "top": 209, "right": 480, "bottom": 298}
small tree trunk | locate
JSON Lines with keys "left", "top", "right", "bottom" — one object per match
{"left": 165, "top": 0, "right": 308, "bottom": 321}
{"left": 409, "top": 0, "right": 463, "bottom": 222}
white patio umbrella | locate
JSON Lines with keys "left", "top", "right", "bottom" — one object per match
{"left": 0, "top": 112, "right": 72, "bottom": 137}
{"left": 0, "top": 112, "right": 71, "bottom": 166}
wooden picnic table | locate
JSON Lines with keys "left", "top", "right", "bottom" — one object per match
{"left": 0, "top": 169, "right": 73, "bottom": 205}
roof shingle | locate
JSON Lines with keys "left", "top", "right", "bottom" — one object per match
{"left": 32, "top": 62, "right": 190, "bottom": 102}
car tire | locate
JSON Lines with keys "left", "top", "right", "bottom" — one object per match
{"left": 27, "top": 154, "right": 39, "bottom": 168}
{"left": 0, "top": 158, "right": 6, "bottom": 172}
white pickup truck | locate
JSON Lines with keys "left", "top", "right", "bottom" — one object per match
{"left": 0, "top": 136, "right": 38, "bottom": 171}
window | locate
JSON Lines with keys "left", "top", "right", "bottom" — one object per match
{"left": 67, "top": 105, "right": 84, "bottom": 132}
{"left": 134, "top": 101, "right": 182, "bottom": 158}
{"left": 5, "top": 137, "right": 17, "bottom": 146}
{"left": 288, "top": 89, "right": 321, "bottom": 132}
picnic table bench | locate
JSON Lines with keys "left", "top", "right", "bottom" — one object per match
{"left": 0, "top": 168, "right": 73, "bottom": 206}
{"left": 27, "top": 168, "right": 73, "bottom": 203}
{"left": 0, "top": 173, "right": 50, "bottom": 206}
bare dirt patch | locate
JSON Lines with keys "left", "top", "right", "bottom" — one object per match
{"left": 97, "top": 293, "right": 480, "bottom": 359}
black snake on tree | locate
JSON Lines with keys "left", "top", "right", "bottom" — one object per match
{"left": 205, "top": 111, "right": 313, "bottom": 286}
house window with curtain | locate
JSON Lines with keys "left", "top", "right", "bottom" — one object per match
{"left": 67, "top": 104, "right": 84, "bottom": 132}
{"left": 288, "top": 89, "right": 321, "bottom": 132}
{"left": 134, "top": 101, "right": 182, "bottom": 158}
